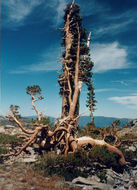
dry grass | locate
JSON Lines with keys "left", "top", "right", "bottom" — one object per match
{"left": 0, "top": 163, "right": 81, "bottom": 190}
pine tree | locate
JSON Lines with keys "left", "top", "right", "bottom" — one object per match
{"left": 86, "top": 83, "right": 97, "bottom": 124}
{"left": 58, "top": 2, "right": 95, "bottom": 122}
{"left": 26, "top": 85, "right": 44, "bottom": 121}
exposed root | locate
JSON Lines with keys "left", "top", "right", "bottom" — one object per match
{"left": 76, "top": 136, "right": 128, "bottom": 165}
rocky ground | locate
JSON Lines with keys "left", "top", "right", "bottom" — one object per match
{"left": 0, "top": 119, "right": 137, "bottom": 190}
{"left": 0, "top": 162, "right": 136, "bottom": 190}
{"left": 0, "top": 163, "right": 80, "bottom": 190}
{"left": 69, "top": 166, "right": 137, "bottom": 190}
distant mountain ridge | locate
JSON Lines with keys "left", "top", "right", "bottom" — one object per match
{"left": 78, "top": 116, "right": 131, "bottom": 128}
{"left": 0, "top": 115, "right": 131, "bottom": 128}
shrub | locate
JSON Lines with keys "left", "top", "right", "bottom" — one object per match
{"left": 88, "top": 146, "right": 120, "bottom": 169}
{"left": 0, "top": 133, "right": 20, "bottom": 145}
{"left": 33, "top": 151, "right": 88, "bottom": 181}
{"left": 34, "top": 146, "right": 121, "bottom": 180}
{"left": 120, "top": 148, "right": 137, "bottom": 162}
{"left": 0, "top": 147, "right": 9, "bottom": 154}
{"left": 121, "top": 133, "right": 137, "bottom": 140}
{"left": 96, "top": 170, "right": 107, "bottom": 183}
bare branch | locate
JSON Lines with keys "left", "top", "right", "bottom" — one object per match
{"left": 8, "top": 113, "right": 34, "bottom": 134}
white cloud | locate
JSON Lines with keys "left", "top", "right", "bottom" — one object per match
{"left": 96, "top": 20, "right": 132, "bottom": 37}
{"left": 109, "top": 95, "right": 137, "bottom": 110}
{"left": 2, "top": 0, "right": 67, "bottom": 28}
{"left": 10, "top": 62, "right": 61, "bottom": 74}
{"left": 41, "top": 0, "right": 67, "bottom": 27}
{"left": 2, "top": 0, "right": 42, "bottom": 27}
{"left": 95, "top": 88, "right": 136, "bottom": 93}
{"left": 56, "top": 0, "right": 67, "bottom": 25}
{"left": 92, "top": 42, "right": 130, "bottom": 73}
{"left": 95, "top": 88, "right": 111, "bottom": 93}
{"left": 11, "top": 41, "right": 130, "bottom": 74}
{"left": 112, "top": 78, "right": 137, "bottom": 86}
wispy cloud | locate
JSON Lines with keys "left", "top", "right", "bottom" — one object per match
{"left": 10, "top": 47, "right": 61, "bottom": 74}
{"left": 2, "top": 0, "right": 43, "bottom": 28}
{"left": 112, "top": 78, "right": 137, "bottom": 86}
{"left": 95, "top": 9, "right": 137, "bottom": 37}
{"left": 41, "top": 0, "right": 68, "bottom": 27}
{"left": 95, "top": 19, "right": 132, "bottom": 37}
{"left": 56, "top": 0, "right": 67, "bottom": 25}
{"left": 95, "top": 88, "right": 111, "bottom": 93}
{"left": 2, "top": 0, "right": 68, "bottom": 29}
{"left": 10, "top": 62, "right": 61, "bottom": 74}
{"left": 95, "top": 88, "right": 136, "bottom": 93}
{"left": 92, "top": 42, "right": 130, "bottom": 73}
{"left": 111, "top": 80, "right": 128, "bottom": 86}
{"left": 11, "top": 41, "right": 130, "bottom": 74}
{"left": 109, "top": 94, "right": 137, "bottom": 110}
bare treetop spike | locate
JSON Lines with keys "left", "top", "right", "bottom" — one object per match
{"left": 70, "top": 0, "right": 75, "bottom": 8}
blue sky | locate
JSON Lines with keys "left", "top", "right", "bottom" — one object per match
{"left": 1, "top": 0, "right": 137, "bottom": 119}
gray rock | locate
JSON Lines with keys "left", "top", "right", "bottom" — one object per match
{"left": 106, "top": 175, "right": 115, "bottom": 186}
{"left": 18, "top": 157, "right": 37, "bottom": 163}
{"left": 72, "top": 177, "right": 111, "bottom": 190}
{"left": 0, "top": 177, "right": 5, "bottom": 182}
{"left": 88, "top": 175, "right": 100, "bottom": 182}
{"left": 128, "top": 146, "right": 136, "bottom": 151}
{"left": 5, "top": 183, "right": 14, "bottom": 189}
{"left": 118, "top": 187, "right": 126, "bottom": 190}
{"left": 133, "top": 120, "right": 137, "bottom": 125}
{"left": 124, "top": 182, "right": 130, "bottom": 189}
{"left": 0, "top": 125, "right": 23, "bottom": 135}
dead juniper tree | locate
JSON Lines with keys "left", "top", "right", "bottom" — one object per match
{"left": 57, "top": 2, "right": 95, "bottom": 150}
{"left": 56, "top": 2, "right": 127, "bottom": 164}
{"left": 2, "top": 2, "right": 128, "bottom": 166}
{"left": 58, "top": 3, "right": 95, "bottom": 122}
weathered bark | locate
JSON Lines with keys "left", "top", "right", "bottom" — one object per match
{"left": 61, "top": 9, "right": 73, "bottom": 118}
{"left": 8, "top": 113, "right": 34, "bottom": 134}
{"left": 31, "top": 95, "right": 41, "bottom": 121}
{"left": 61, "top": 94, "right": 67, "bottom": 118}
{"left": 71, "top": 136, "right": 128, "bottom": 165}
{"left": 69, "top": 26, "right": 80, "bottom": 119}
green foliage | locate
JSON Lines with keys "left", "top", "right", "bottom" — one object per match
{"left": 88, "top": 146, "right": 119, "bottom": 169}
{"left": 0, "top": 147, "right": 9, "bottom": 163}
{"left": 79, "top": 126, "right": 103, "bottom": 139}
{"left": 121, "top": 133, "right": 137, "bottom": 140}
{"left": 86, "top": 84, "right": 97, "bottom": 114}
{"left": 32, "top": 116, "right": 54, "bottom": 131}
{"left": 120, "top": 147, "right": 137, "bottom": 162}
{"left": 32, "top": 116, "right": 51, "bottom": 125}
{"left": 77, "top": 127, "right": 87, "bottom": 137}
{"left": 0, "top": 133, "right": 20, "bottom": 145}
{"left": 34, "top": 146, "right": 121, "bottom": 180}
{"left": 10, "top": 105, "right": 21, "bottom": 118}
{"left": 0, "top": 133, "right": 21, "bottom": 162}
{"left": 26, "top": 85, "right": 41, "bottom": 96}
{"left": 96, "top": 170, "right": 107, "bottom": 183}
{"left": 34, "top": 151, "right": 88, "bottom": 181}
{"left": 84, "top": 122, "right": 95, "bottom": 131}
{"left": 0, "top": 147, "right": 9, "bottom": 154}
